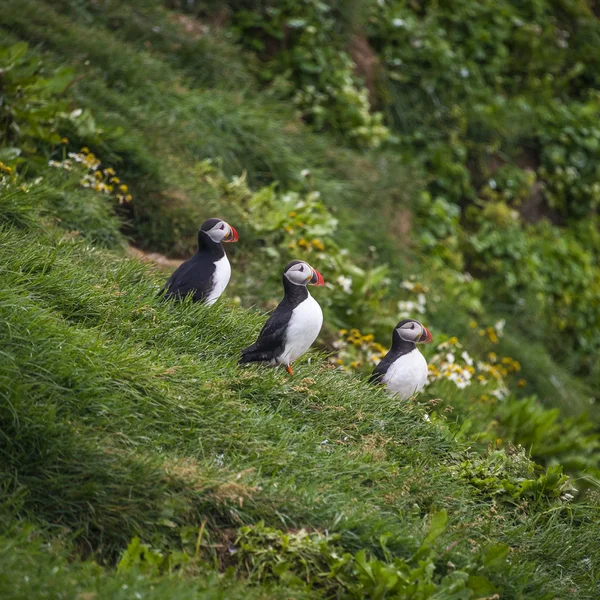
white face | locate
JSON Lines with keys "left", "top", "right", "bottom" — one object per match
{"left": 205, "top": 220, "right": 231, "bottom": 243}
{"left": 396, "top": 320, "right": 424, "bottom": 342}
{"left": 284, "top": 262, "right": 313, "bottom": 286}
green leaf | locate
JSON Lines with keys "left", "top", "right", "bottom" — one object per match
{"left": 7, "top": 41, "right": 29, "bottom": 64}
{"left": 422, "top": 509, "right": 448, "bottom": 548}
{"left": 467, "top": 574, "right": 498, "bottom": 596}
{"left": 0, "top": 147, "right": 22, "bottom": 162}
{"left": 483, "top": 543, "right": 509, "bottom": 568}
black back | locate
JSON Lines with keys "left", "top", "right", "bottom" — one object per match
{"left": 369, "top": 320, "right": 417, "bottom": 384}
{"left": 160, "top": 222, "right": 225, "bottom": 302}
{"left": 240, "top": 266, "right": 309, "bottom": 364}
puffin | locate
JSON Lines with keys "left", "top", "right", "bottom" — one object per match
{"left": 370, "top": 319, "right": 433, "bottom": 399}
{"left": 240, "top": 260, "right": 325, "bottom": 375}
{"left": 161, "top": 218, "right": 238, "bottom": 305}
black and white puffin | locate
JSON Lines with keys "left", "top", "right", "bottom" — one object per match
{"left": 370, "top": 319, "right": 433, "bottom": 399}
{"left": 240, "top": 260, "right": 325, "bottom": 375}
{"left": 161, "top": 218, "right": 238, "bottom": 305}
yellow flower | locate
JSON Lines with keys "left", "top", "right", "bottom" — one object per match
{"left": 362, "top": 334, "right": 374, "bottom": 342}
{"left": 0, "top": 162, "right": 13, "bottom": 175}
{"left": 311, "top": 239, "right": 325, "bottom": 251}
{"left": 60, "top": 137, "right": 69, "bottom": 144}
{"left": 350, "top": 361, "right": 361, "bottom": 369}
{"left": 486, "top": 327, "right": 499, "bottom": 344}
{"left": 517, "top": 379, "right": 527, "bottom": 388}
{"left": 284, "top": 226, "right": 293, "bottom": 233}
{"left": 469, "top": 320, "right": 477, "bottom": 329}
{"left": 339, "top": 329, "right": 348, "bottom": 336}
{"left": 488, "top": 352, "right": 497, "bottom": 363}
{"left": 109, "top": 177, "right": 121, "bottom": 184}
{"left": 103, "top": 168, "right": 116, "bottom": 176}
{"left": 288, "top": 211, "right": 297, "bottom": 218}
{"left": 118, "top": 184, "right": 128, "bottom": 193}
{"left": 94, "top": 171, "right": 103, "bottom": 180}
{"left": 81, "top": 147, "right": 90, "bottom": 153}
{"left": 297, "top": 238, "right": 309, "bottom": 249}
{"left": 447, "top": 336, "right": 459, "bottom": 345}
{"left": 125, "top": 194, "right": 133, "bottom": 202}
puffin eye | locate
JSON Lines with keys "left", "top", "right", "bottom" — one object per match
{"left": 411, "top": 324, "right": 415, "bottom": 329}
{"left": 299, "top": 266, "right": 304, "bottom": 272}
{"left": 219, "top": 224, "right": 225, "bottom": 230}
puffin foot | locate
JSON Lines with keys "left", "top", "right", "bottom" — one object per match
{"left": 286, "top": 365, "right": 294, "bottom": 376}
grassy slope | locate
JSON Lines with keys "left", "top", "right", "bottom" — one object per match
{"left": 0, "top": 214, "right": 599, "bottom": 598}
{"left": 1, "top": 1, "right": 600, "bottom": 598}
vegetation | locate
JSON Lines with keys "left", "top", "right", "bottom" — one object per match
{"left": 1, "top": 0, "right": 600, "bottom": 597}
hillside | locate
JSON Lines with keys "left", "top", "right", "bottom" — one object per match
{"left": 1, "top": 0, "right": 600, "bottom": 598}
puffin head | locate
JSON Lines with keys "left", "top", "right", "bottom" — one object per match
{"left": 394, "top": 319, "right": 433, "bottom": 344}
{"left": 199, "top": 218, "right": 239, "bottom": 245}
{"left": 283, "top": 260, "right": 325, "bottom": 287}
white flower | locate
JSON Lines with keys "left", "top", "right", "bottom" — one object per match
{"left": 300, "top": 169, "right": 311, "bottom": 178}
{"left": 423, "top": 413, "right": 431, "bottom": 422}
{"left": 401, "top": 280, "right": 416, "bottom": 291}
{"left": 446, "top": 353, "right": 455, "bottom": 364}
{"left": 392, "top": 18, "right": 406, "bottom": 27}
{"left": 70, "top": 108, "right": 83, "bottom": 119}
{"left": 461, "top": 351, "right": 473, "bottom": 366}
{"left": 488, "top": 178, "right": 497, "bottom": 189}
{"left": 337, "top": 275, "right": 353, "bottom": 294}
{"left": 495, "top": 319, "right": 506, "bottom": 334}
{"left": 460, "top": 67, "right": 469, "bottom": 78}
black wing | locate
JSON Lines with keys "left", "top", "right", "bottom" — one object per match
{"left": 240, "top": 303, "right": 292, "bottom": 364}
{"left": 369, "top": 352, "right": 394, "bottom": 385}
{"left": 161, "top": 254, "right": 214, "bottom": 302}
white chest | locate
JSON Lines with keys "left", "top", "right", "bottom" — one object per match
{"left": 206, "top": 255, "right": 231, "bottom": 306}
{"left": 279, "top": 294, "right": 323, "bottom": 365}
{"left": 382, "top": 349, "right": 428, "bottom": 400}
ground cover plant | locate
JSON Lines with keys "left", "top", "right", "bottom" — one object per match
{"left": 1, "top": 0, "right": 600, "bottom": 597}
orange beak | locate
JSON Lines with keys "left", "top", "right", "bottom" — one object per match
{"left": 224, "top": 225, "right": 239, "bottom": 243}
{"left": 309, "top": 268, "right": 325, "bottom": 286}
{"left": 419, "top": 327, "right": 433, "bottom": 343}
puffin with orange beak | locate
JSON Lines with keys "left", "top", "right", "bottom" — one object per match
{"left": 370, "top": 319, "right": 433, "bottom": 399}
{"left": 161, "top": 218, "right": 238, "bottom": 305}
{"left": 240, "top": 260, "right": 325, "bottom": 375}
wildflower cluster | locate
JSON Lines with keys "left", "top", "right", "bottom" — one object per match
{"left": 0, "top": 161, "right": 15, "bottom": 188}
{"left": 426, "top": 337, "right": 525, "bottom": 399}
{"left": 330, "top": 328, "right": 387, "bottom": 374}
{"left": 471, "top": 319, "right": 505, "bottom": 345}
{"left": 48, "top": 147, "right": 132, "bottom": 204}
